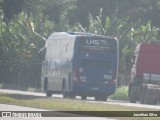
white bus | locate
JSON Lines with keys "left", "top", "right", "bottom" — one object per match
{"left": 39, "top": 32, "right": 119, "bottom": 101}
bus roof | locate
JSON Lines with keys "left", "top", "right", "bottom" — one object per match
{"left": 47, "top": 32, "right": 94, "bottom": 40}
{"left": 46, "top": 32, "right": 118, "bottom": 42}
{"left": 52, "top": 32, "right": 94, "bottom": 36}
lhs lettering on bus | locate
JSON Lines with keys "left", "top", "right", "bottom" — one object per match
{"left": 86, "top": 39, "right": 100, "bottom": 45}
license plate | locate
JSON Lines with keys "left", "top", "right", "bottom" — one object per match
{"left": 91, "top": 87, "right": 99, "bottom": 90}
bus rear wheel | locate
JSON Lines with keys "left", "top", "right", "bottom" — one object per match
{"left": 68, "top": 93, "right": 76, "bottom": 99}
{"left": 100, "top": 96, "right": 107, "bottom": 101}
{"left": 81, "top": 95, "right": 87, "bottom": 100}
{"left": 95, "top": 96, "right": 100, "bottom": 101}
{"left": 95, "top": 96, "right": 107, "bottom": 101}
{"left": 46, "top": 91, "right": 52, "bottom": 97}
{"left": 44, "top": 78, "right": 52, "bottom": 97}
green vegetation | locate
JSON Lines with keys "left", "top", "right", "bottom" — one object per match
{"left": 0, "top": 0, "right": 160, "bottom": 89}
{"left": 0, "top": 1, "right": 160, "bottom": 119}
{"left": 0, "top": 93, "right": 159, "bottom": 119}
{"left": 109, "top": 86, "right": 129, "bottom": 101}
{"left": 0, "top": 93, "right": 157, "bottom": 111}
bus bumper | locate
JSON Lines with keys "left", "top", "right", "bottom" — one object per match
{"left": 72, "top": 83, "right": 116, "bottom": 96}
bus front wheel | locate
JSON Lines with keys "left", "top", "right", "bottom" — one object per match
{"left": 62, "top": 81, "right": 67, "bottom": 98}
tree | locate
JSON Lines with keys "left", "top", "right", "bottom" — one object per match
{"left": 1, "top": 0, "right": 25, "bottom": 22}
{"left": 68, "top": 0, "right": 160, "bottom": 28}
{"left": 0, "top": 0, "right": 160, "bottom": 88}
{"left": 0, "top": 9, "right": 54, "bottom": 88}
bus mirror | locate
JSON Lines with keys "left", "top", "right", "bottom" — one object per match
{"left": 38, "top": 47, "right": 46, "bottom": 61}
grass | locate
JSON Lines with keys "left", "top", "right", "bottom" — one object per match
{"left": 0, "top": 85, "right": 159, "bottom": 120}
{"left": 0, "top": 93, "right": 157, "bottom": 111}
{"left": 0, "top": 93, "right": 159, "bottom": 119}
{"left": 109, "top": 86, "right": 129, "bottom": 101}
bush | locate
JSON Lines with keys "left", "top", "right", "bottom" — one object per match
{"left": 109, "top": 86, "right": 129, "bottom": 101}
